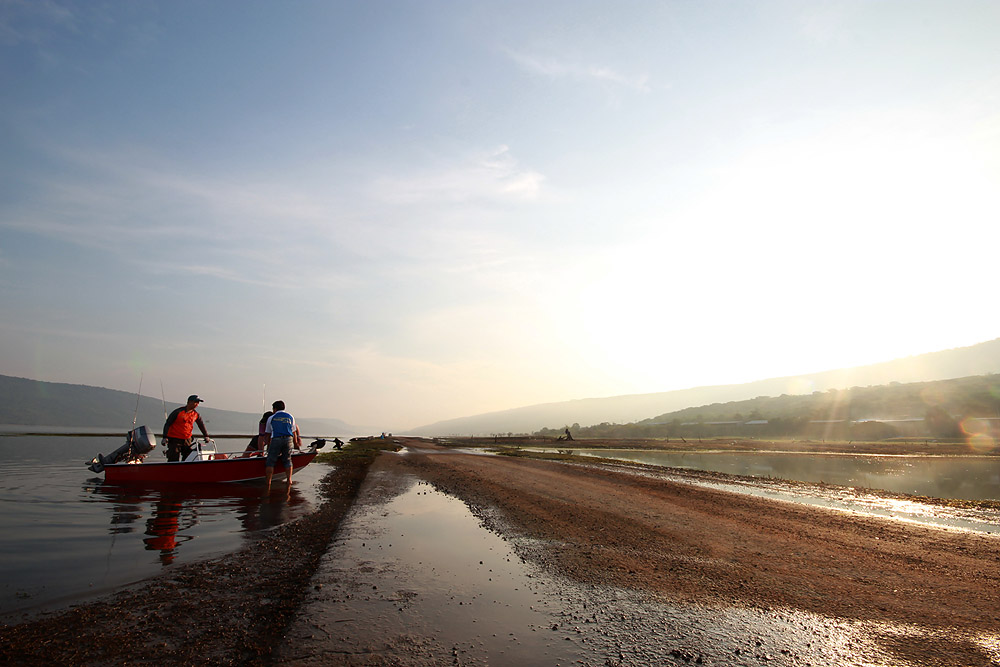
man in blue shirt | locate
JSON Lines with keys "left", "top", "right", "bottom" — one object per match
{"left": 261, "top": 400, "right": 302, "bottom": 493}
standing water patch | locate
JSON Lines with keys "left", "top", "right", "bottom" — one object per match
{"left": 275, "top": 468, "right": 939, "bottom": 666}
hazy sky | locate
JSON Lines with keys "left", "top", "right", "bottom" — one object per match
{"left": 1, "top": 1, "right": 998, "bottom": 430}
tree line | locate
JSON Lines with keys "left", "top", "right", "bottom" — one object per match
{"left": 534, "top": 374, "right": 1000, "bottom": 441}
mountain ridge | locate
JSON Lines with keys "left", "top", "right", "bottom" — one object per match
{"left": 0, "top": 374, "right": 360, "bottom": 437}
{"left": 406, "top": 338, "right": 1000, "bottom": 435}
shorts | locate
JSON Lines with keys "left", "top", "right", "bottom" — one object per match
{"left": 266, "top": 435, "right": 293, "bottom": 468}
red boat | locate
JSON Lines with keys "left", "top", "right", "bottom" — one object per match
{"left": 87, "top": 426, "right": 326, "bottom": 484}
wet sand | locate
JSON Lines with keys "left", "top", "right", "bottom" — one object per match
{"left": 368, "top": 439, "right": 1000, "bottom": 665}
{"left": 275, "top": 454, "right": 902, "bottom": 666}
{"left": 2, "top": 437, "right": 999, "bottom": 665}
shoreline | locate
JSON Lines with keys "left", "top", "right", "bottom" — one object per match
{"left": 0, "top": 454, "right": 375, "bottom": 665}
{"left": 3, "top": 437, "right": 999, "bottom": 665}
{"left": 439, "top": 434, "right": 996, "bottom": 457}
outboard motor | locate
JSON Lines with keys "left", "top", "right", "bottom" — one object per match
{"left": 309, "top": 439, "right": 328, "bottom": 450}
{"left": 88, "top": 425, "right": 156, "bottom": 473}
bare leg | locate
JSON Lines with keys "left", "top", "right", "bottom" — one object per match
{"left": 285, "top": 463, "right": 293, "bottom": 496}
{"left": 264, "top": 466, "right": 273, "bottom": 494}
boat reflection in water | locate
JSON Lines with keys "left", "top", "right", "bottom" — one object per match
{"left": 91, "top": 481, "right": 312, "bottom": 566}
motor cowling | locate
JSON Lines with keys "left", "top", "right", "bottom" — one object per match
{"left": 87, "top": 426, "right": 156, "bottom": 473}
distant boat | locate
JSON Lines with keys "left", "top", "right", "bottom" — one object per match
{"left": 86, "top": 426, "right": 324, "bottom": 484}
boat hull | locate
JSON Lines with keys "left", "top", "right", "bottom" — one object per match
{"left": 102, "top": 451, "right": 319, "bottom": 484}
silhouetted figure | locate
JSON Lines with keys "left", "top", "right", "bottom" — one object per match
{"left": 243, "top": 410, "right": 273, "bottom": 456}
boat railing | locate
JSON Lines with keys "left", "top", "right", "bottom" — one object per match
{"left": 180, "top": 438, "right": 322, "bottom": 462}
{"left": 184, "top": 439, "right": 221, "bottom": 461}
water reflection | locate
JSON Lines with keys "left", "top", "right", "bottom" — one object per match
{"left": 145, "top": 498, "right": 185, "bottom": 564}
{"left": 0, "top": 433, "right": 327, "bottom": 619}
{"left": 516, "top": 448, "right": 1000, "bottom": 532}
{"left": 280, "top": 474, "right": 902, "bottom": 667}
{"left": 90, "top": 482, "right": 310, "bottom": 566}
{"left": 534, "top": 449, "right": 1000, "bottom": 501}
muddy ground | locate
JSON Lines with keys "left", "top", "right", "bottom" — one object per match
{"left": 392, "top": 439, "right": 1000, "bottom": 665}
{"left": 2, "top": 437, "right": 999, "bottom": 665}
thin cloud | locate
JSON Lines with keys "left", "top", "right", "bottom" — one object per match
{"left": 6, "top": 140, "right": 541, "bottom": 295}
{"left": 0, "top": 0, "right": 76, "bottom": 47}
{"left": 7, "top": 143, "right": 342, "bottom": 243}
{"left": 7, "top": 142, "right": 549, "bottom": 286}
{"left": 507, "top": 50, "right": 651, "bottom": 93}
{"left": 369, "top": 145, "right": 545, "bottom": 205}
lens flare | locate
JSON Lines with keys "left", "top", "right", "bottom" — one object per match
{"left": 960, "top": 417, "right": 996, "bottom": 453}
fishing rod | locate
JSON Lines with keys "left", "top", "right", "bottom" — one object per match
{"left": 132, "top": 373, "right": 144, "bottom": 430}
{"left": 159, "top": 380, "right": 168, "bottom": 420}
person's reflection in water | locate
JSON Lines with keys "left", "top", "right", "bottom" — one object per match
{"left": 237, "top": 485, "right": 309, "bottom": 535}
{"left": 144, "top": 498, "right": 183, "bottom": 565}
{"left": 236, "top": 491, "right": 264, "bottom": 533}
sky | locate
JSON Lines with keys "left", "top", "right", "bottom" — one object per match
{"left": 1, "top": 1, "right": 999, "bottom": 430}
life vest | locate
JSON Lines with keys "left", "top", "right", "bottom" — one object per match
{"left": 166, "top": 409, "right": 200, "bottom": 439}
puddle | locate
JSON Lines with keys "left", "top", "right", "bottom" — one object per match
{"left": 491, "top": 447, "right": 1000, "bottom": 534}
{"left": 534, "top": 448, "right": 1000, "bottom": 501}
{"left": 273, "top": 468, "right": 965, "bottom": 666}
{"left": 615, "top": 464, "right": 1000, "bottom": 535}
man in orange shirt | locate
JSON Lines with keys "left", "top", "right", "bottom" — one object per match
{"left": 162, "top": 394, "right": 210, "bottom": 462}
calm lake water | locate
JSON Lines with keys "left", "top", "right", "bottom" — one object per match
{"left": 543, "top": 449, "right": 1000, "bottom": 501}
{"left": 0, "top": 432, "right": 328, "bottom": 620}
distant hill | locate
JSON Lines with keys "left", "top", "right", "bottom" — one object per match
{"left": 0, "top": 375, "right": 359, "bottom": 437}
{"left": 541, "top": 374, "right": 999, "bottom": 441}
{"left": 408, "top": 338, "right": 1000, "bottom": 435}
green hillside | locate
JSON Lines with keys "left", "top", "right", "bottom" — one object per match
{"left": 538, "top": 374, "right": 1000, "bottom": 441}
{"left": 412, "top": 337, "right": 1000, "bottom": 436}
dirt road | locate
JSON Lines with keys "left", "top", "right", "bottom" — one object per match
{"left": 389, "top": 438, "right": 1000, "bottom": 666}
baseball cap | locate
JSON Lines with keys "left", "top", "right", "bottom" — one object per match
{"left": 188, "top": 395, "right": 204, "bottom": 403}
